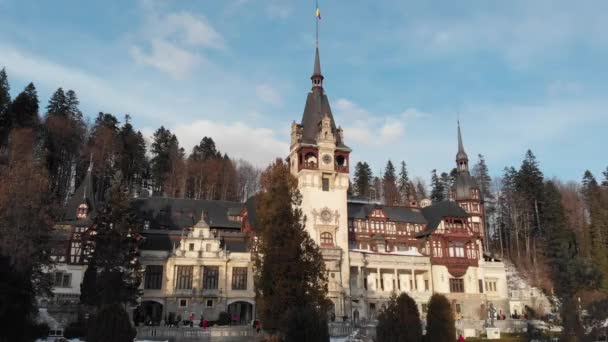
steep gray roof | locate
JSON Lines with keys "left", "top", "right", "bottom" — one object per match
{"left": 299, "top": 47, "right": 348, "bottom": 149}
{"left": 452, "top": 172, "right": 479, "bottom": 201}
{"left": 417, "top": 201, "right": 468, "bottom": 237}
{"left": 347, "top": 202, "right": 427, "bottom": 224}
{"left": 132, "top": 197, "right": 244, "bottom": 230}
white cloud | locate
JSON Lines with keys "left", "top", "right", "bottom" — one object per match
{"left": 0, "top": 45, "right": 163, "bottom": 119}
{"left": 333, "top": 98, "right": 423, "bottom": 146}
{"left": 165, "top": 12, "right": 224, "bottom": 49}
{"left": 130, "top": 39, "right": 204, "bottom": 80}
{"left": 130, "top": 6, "right": 225, "bottom": 79}
{"left": 146, "top": 120, "right": 288, "bottom": 167}
{"left": 255, "top": 84, "right": 282, "bottom": 106}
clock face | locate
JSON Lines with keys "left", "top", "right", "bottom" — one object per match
{"left": 322, "top": 154, "right": 332, "bottom": 164}
{"left": 321, "top": 209, "right": 332, "bottom": 223}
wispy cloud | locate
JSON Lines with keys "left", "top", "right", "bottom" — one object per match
{"left": 129, "top": 5, "right": 225, "bottom": 79}
{"left": 333, "top": 98, "right": 427, "bottom": 146}
{"left": 255, "top": 84, "right": 282, "bottom": 106}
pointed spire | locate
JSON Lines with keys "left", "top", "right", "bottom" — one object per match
{"left": 311, "top": 47, "right": 324, "bottom": 88}
{"left": 456, "top": 121, "right": 469, "bottom": 172}
{"left": 313, "top": 47, "right": 322, "bottom": 76}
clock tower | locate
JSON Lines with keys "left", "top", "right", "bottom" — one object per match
{"left": 288, "top": 46, "right": 352, "bottom": 317}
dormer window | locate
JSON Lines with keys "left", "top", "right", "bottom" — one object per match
{"left": 77, "top": 203, "right": 89, "bottom": 220}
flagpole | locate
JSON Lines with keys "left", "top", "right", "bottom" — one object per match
{"left": 315, "top": 0, "right": 319, "bottom": 48}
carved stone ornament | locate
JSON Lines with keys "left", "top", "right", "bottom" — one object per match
{"left": 320, "top": 208, "right": 332, "bottom": 223}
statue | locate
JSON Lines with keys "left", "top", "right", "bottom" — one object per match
{"left": 334, "top": 210, "right": 340, "bottom": 225}
{"left": 488, "top": 303, "right": 497, "bottom": 327}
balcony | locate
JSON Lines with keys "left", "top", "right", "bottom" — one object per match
{"left": 321, "top": 247, "right": 342, "bottom": 260}
{"left": 299, "top": 161, "right": 318, "bottom": 171}
{"left": 335, "top": 165, "right": 348, "bottom": 173}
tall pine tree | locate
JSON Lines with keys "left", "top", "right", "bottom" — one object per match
{"left": 80, "top": 173, "right": 142, "bottom": 308}
{"left": 581, "top": 171, "right": 608, "bottom": 288}
{"left": 543, "top": 181, "right": 600, "bottom": 340}
{"left": 117, "top": 115, "right": 148, "bottom": 195}
{"left": 383, "top": 160, "right": 399, "bottom": 205}
{"left": 398, "top": 161, "right": 411, "bottom": 204}
{"left": 44, "top": 88, "right": 86, "bottom": 203}
{"left": 430, "top": 169, "right": 445, "bottom": 203}
{"left": 10, "top": 83, "right": 39, "bottom": 129}
{"left": 353, "top": 161, "right": 372, "bottom": 198}
{"left": 253, "top": 159, "right": 329, "bottom": 338}
{"left": 473, "top": 154, "right": 493, "bottom": 200}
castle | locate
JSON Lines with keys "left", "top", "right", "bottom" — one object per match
{"left": 45, "top": 43, "right": 525, "bottom": 329}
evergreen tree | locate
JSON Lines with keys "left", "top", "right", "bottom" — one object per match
{"left": 543, "top": 181, "right": 600, "bottom": 340}
{"left": 87, "top": 112, "right": 120, "bottom": 202}
{"left": 416, "top": 181, "right": 427, "bottom": 201}
{"left": 43, "top": 88, "right": 86, "bottom": 203}
{"left": 117, "top": 116, "right": 148, "bottom": 195}
{"left": 376, "top": 293, "right": 422, "bottom": 342}
{"left": 353, "top": 161, "right": 372, "bottom": 198}
{"left": 581, "top": 171, "right": 608, "bottom": 287}
{"left": 430, "top": 170, "right": 445, "bottom": 203}
{"left": 439, "top": 172, "right": 450, "bottom": 200}
{"left": 284, "top": 304, "right": 329, "bottom": 342}
{"left": 425, "top": 294, "right": 455, "bottom": 342}
{"left": 10, "top": 82, "right": 39, "bottom": 129}
{"left": 0, "top": 68, "right": 11, "bottom": 146}
{"left": 398, "top": 161, "right": 411, "bottom": 204}
{"left": 473, "top": 154, "right": 493, "bottom": 200}
{"left": 150, "top": 126, "right": 184, "bottom": 195}
{"left": 80, "top": 173, "right": 142, "bottom": 308}
{"left": 383, "top": 160, "right": 399, "bottom": 205}
{"left": 87, "top": 303, "right": 136, "bottom": 342}
{"left": 253, "top": 159, "right": 329, "bottom": 337}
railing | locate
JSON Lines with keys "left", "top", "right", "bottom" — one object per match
{"left": 335, "top": 165, "right": 349, "bottom": 173}
{"left": 137, "top": 326, "right": 257, "bottom": 340}
{"left": 299, "top": 161, "right": 318, "bottom": 170}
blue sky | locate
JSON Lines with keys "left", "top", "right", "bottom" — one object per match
{"left": 1, "top": 0, "right": 607, "bottom": 183}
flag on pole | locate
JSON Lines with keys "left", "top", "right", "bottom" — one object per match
{"left": 316, "top": 8, "right": 321, "bottom": 20}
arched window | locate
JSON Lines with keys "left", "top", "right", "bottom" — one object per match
{"left": 320, "top": 232, "right": 333, "bottom": 247}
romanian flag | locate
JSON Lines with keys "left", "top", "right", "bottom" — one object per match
{"left": 316, "top": 8, "right": 321, "bottom": 20}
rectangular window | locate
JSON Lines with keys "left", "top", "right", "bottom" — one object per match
{"left": 189, "top": 243, "right": 194, "bottom": 251}
{"left": 425, "top": 279, "right": 429, "bottom": 291}
{"left": 479, "top": 279, "right": 484, "bottom": 293}
{"left": 449, "top": 242, "right": 465, "bottom": 258}
{"left": 449, "top": 278, "right": 465, "bottom": 293}
{"left": 144, "top": 265, "right": 163, "bottom": 289}
{"left": 53, "top": 272, "right": 72, "bottom": 288}
{"left": 232, "top": 267, "right": 248, "bottom": 290}
{"left": 202, "top": 266, "right": 219, "bottom": 290}
{"left": 206, "top": 299, "right": 214, "bottom": 308}
{"left": 322, "top": 177, "right": 330, "bottom": 191}
{"left": 175, "top": 266, "right": 193, "bottom": 290}
{"left": 179, "top": 299, "right": 188, "bottom": 308}
{"left": 486, "top": 280, "right": 498, "bottom": 292}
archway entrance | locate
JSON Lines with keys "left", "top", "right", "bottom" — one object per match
{"left": 135, "top": 301, "right": 163, "bottom": 326}
{"left": 227, "top": 301, "right": 253, "bottom": 325}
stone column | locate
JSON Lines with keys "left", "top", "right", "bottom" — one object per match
{"left": 394, "top": 269, "right": 398, "bottom": 291}
{"left": 411, "top": 269, "right": 416, "bottom": 291}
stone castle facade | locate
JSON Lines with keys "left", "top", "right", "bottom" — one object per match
{"left": 44, "top": 43, "right": 548, "bottom": 330}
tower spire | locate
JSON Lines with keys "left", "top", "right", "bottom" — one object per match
{"left": 456, "top": 121, "right": 469, "bottom": 172}
{"left": 311, "top": 0, "right": 323, "bottom": 88}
